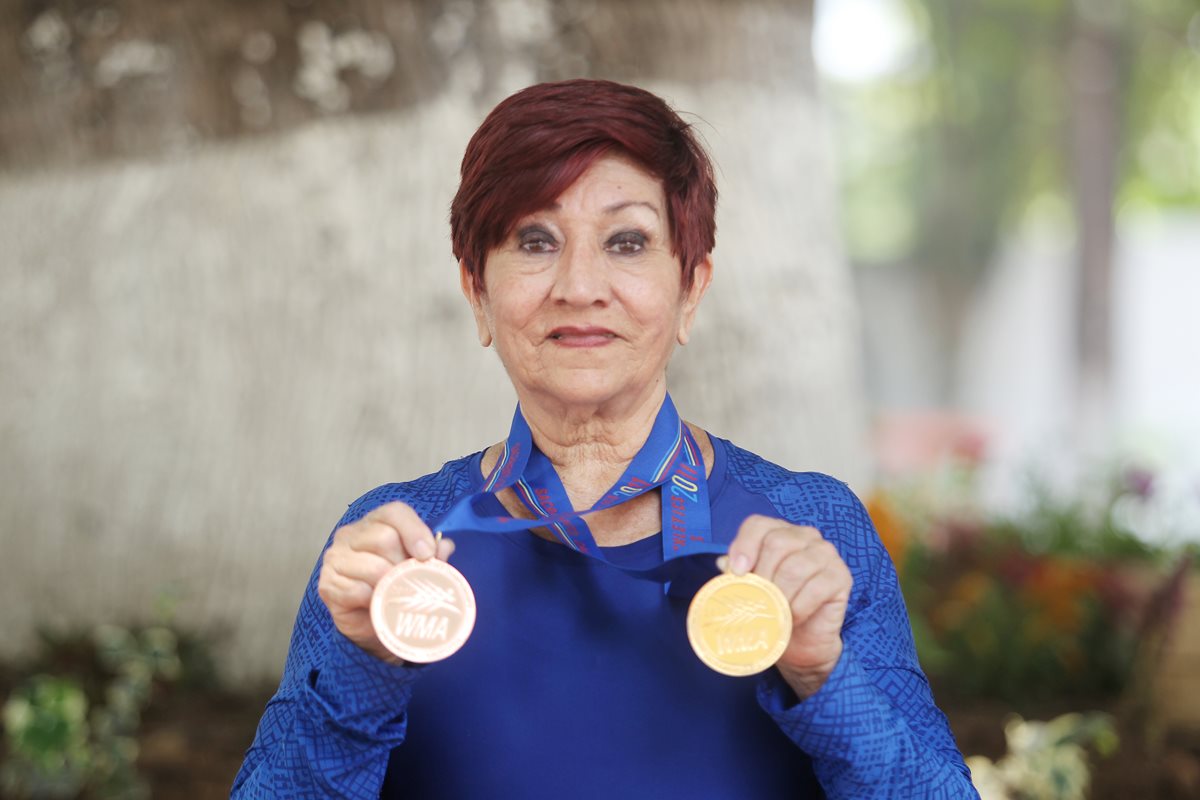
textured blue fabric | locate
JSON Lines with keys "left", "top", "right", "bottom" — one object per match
{"left": 232, "top": 437, "right": 979, "bottom": 798}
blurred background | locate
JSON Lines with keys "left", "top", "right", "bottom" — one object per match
{"left": 0, "top": 0, "right": 1196, "bottom": 797}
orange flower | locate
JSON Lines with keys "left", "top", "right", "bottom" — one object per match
{"left": 1022, "top": 559, "right": 1099, "bottom": 636}
{"left": 866, "top": 489, "right": 909, "bottom": 573}
{"left": 933, "top": 570, "right": 994, "bottom": 632}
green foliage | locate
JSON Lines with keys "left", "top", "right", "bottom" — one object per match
{"left": 0, "top": 614, "right": 219, "bottom": 800}
{"left": 879, "top": 463, "right": 1192, "bottom": 703}
{"left": 1119, "top": 0, "right": 1200, "bottom": 209}
{"left": 831, "top": 0, "right": 1200, "bottom": 270}
{"left": 1, "top": 677, "right": 90, "bottom": 798}
{"left": 983, "top": 465, "right": 1178, "bottom": 563}
{"left": 908, "top": 548, "right": 1140, "bottom": 701}
{"left": 987, "top": 496, "right": 1158, "bottom": 562}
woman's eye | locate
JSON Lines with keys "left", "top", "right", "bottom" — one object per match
{"left": 607, "top": 232, "right": 646, "bottom": 254}
{"left": 519, "top": 232, "right": 557, "bottom": 253}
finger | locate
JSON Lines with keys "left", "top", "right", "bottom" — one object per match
{"left": 327, "top": 550, "right": 396, "bottom": 588}
{"left": 436, "top": 536, "right": 456, "bottom": 561}
{"left": 726, "top": 515, "right": 781, "bottom": 575}
{"left": 767, "top": 548, "right": 823, "bottom": 597}
{"left": 344, "top": 520, "right": 409, "bottom": 563}
{"left": 318, "top": 571, "right": 374, "bottom": 610}
{"left": 753, "top": 526, "right": 822, "bottom": 583}
{"left": 360, "top": 502, "right": 437, "bottom": 561}
{"left": 335, "top": 608, "right": 375, "bottom": 640}
{"left": 728, "top": 516, "right": 822, "bottom": 577}
{"left": 787, "top": 567, "right": 851, "bottom": 626}
{"left": 779, "top": 541, "right": 852, "bottom": 616}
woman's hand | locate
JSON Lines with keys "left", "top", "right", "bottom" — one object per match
{"left": 317, "top": 502, "right": 456, "bottom": 663}
{"left": 724, "top": 515, "right": 853, "bottom": 699}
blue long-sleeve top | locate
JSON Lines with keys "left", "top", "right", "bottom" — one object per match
{"left": 233, "top": 435, "right": 978, "bottom": 798}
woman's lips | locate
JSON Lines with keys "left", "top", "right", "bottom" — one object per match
{"left": 548, "top": 326, "right": 617, "bottom": 347}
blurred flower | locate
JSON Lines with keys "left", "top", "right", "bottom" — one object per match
{"left": 1091, "top": 566, "right": 1137, "bottom": 622}
{"left": 933, "top": 570, "right": 993, "bottom": 633}
{"left": 965, "top": 755, "right": 1008, "bottom": 799}
{"left": 865, "top": 489, "right": 909, "bottom": 571}
{"left": 1023, "top": 559, "right": 1098, "bottom": 636}
{"left": 935, "top": 515, "right": 987, "bottom": 564}
{"left": 873, "top": 411, "right": 989, "bottom": 473}
{"left": 952, "top": 427, "right": 988, "bottom": 466}
{"left": 996, "top": 549, "right": 1039, "bottom": 587}
{"left": 952, "top": 570, "right": 993, "bottom": 608}
{"left": 887, "top": 453, "right": 1186, "bottom": 700}
{"left": 1121, "top": 466, "right": 1155, "bottom": 500}
{"left": 967, "top": 713, "right": 1117, "bottom": 800}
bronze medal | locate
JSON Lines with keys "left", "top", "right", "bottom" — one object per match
{"left": 686, "top": 572, "right": 791, "bottom": 676}
{"left": 370, "top": 557, "right": 476, "bottom": 663}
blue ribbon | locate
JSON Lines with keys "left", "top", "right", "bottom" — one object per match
{"left": 434, "top": 394, "right": 722, "bottom": 592}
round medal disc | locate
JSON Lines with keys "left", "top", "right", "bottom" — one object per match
{"left": 370, "top": 558, "right": 476, "bottom": 664}
{"left": 686, "top": 572, "right": 792, "bottom": 677}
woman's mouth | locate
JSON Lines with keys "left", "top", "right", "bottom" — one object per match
{"left": 548, "top": 326, "right": 618, "bottom": 347}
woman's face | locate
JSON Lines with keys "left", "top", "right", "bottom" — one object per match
{"left": 462, "top": 152, "right": 712, "bottom": 413}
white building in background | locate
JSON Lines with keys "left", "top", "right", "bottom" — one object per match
{"left": 814, "top": 0, "right": 1200, "bottom": 544}
{"left": 861, "top": 212, "right": 1200, "bottom": 544}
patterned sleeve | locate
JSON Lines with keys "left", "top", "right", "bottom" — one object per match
{"left": 755, "top": 475, "right": 980, "bottom": 798}
{"left": 230, "top": 492, "right": 426, "bottom": 799}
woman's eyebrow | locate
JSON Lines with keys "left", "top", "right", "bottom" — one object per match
{"left": 535, "top": 200, "right": 660, "bottom": 218}
{"left": 602, "top": 200, "right": 660, "bottom": 218}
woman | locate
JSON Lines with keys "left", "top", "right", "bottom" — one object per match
{"left": 233, "top": 79, "right": 977, "bottom": 798}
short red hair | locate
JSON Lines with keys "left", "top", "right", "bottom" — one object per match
{"left": 450, "top": 79, "right": 717, "bottom": 290}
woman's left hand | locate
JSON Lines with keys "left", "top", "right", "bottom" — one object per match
{"left": 724, "top": 515, "right": 853, "bottom": 700}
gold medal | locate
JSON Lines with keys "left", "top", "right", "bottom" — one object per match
{"left": 370, "top": 554, "right": 476, "bottom": 664}
{"left": 687, "top": 572, "right": 791, "bottom": 676}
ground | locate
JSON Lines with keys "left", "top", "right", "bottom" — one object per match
{"left": 136, "top": 684, "right": 1200, "bottom": 798}
{"left": 4, "top": 663, "right": 1196, "bottom": 797}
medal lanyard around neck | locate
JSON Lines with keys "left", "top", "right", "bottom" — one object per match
{"left": 432, "top": 393, "right": 723, "bottom": 588}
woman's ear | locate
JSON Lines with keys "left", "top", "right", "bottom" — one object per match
{"left": 677, "top": 255, "right": 714, "bottom": 346}
{"left": 459, "top": 261, "right": 493, "bottom": 347}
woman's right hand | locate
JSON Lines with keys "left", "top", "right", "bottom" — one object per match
{"left": 317, "top": 501, "right": 457, "bottom": 663}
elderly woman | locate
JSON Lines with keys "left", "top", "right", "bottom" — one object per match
{"left": 233, "top": 79, "right": 977, "bottom": 798}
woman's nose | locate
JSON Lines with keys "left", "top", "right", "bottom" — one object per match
{"left": 550, "top": 238, "right": 611, "bottom": 306}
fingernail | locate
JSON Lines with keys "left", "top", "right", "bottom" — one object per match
{"left": 415, "top": 539, "right": 435, "bottom": 560}
{"left": 716, "top": 555, "right": 729, "bottom": 573}
{"left": 731, "top": 554, "right": 750, "bottom": 575}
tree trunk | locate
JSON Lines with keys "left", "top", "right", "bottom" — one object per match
{"left": 1067, "top": 7, "right": 1121, "bottom": 453}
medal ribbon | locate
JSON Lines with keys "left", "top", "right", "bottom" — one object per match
{"left": 434, "top": 394, "right": 722, "bottom": 589}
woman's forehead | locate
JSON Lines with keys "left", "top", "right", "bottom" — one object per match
{"left": 532, "top": 155, "right": 666, "bottom": 216}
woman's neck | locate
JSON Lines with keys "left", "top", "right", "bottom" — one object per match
{"left": 478, "top": 384, "right": 715, "bottom": 548}
{"left": 518, "top": 384, "right": 667, "bottom": 508}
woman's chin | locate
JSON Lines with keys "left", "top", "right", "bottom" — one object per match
{"left": 528, "top": 374, "right": 646, "bottom": 410}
